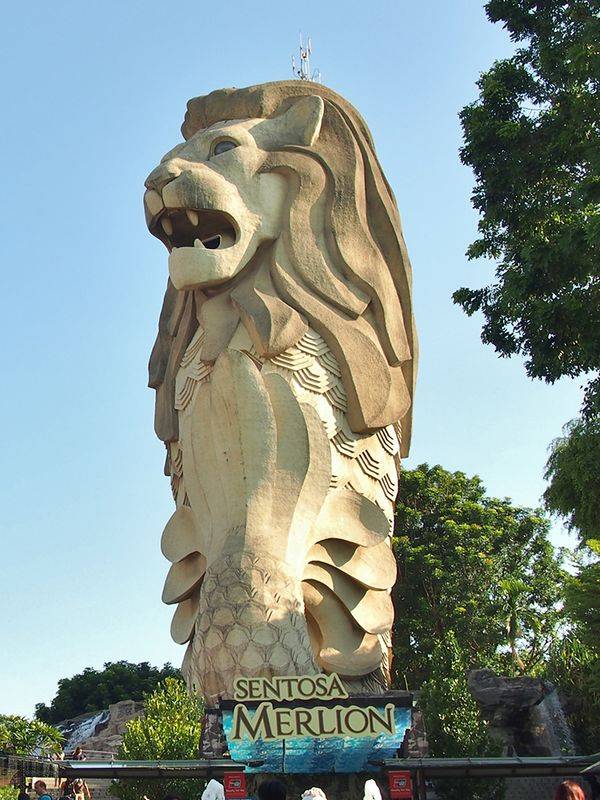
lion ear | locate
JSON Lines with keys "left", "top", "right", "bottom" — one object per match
{"left": 274, "top": 95, "right": 325, "bottom": 146}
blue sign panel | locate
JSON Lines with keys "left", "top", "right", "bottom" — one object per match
{"left": 221, "top": 706, "right": 411, "bottom": 774}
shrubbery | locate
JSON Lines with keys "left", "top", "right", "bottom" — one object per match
{"left": 0, "top": 715, "right": 63, "bottom": 756}
{"left": 420, "top": 633, "right": 505, "bottom": 800}
{"left": 109, "top": 678, "right": 204, "bottom": 800}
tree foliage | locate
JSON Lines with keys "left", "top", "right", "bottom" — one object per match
{"left": 544, "top": 634, "right": 600, "bottom": 753}
{"left": 392, "top": 464, "right": 564, "bottom": 687}
{"left": 35, "top": 661, "right": 180, "bottom": 724}
{"left": 543, "top": 414, "right": 600, "bottom": 754}
{"left": 110, "top": 677, "right": 204, "bottom": 800}
{"left": 420, "top": 632, "right": 505, "bottom": 800}
{"left": 455, "top": 0, "right": 599, "bottom": 412}
{"left": 564, "top": 540, "right": 600, "bottom": 653}
{"left": 544, "top": 415, "right": 600, "bottom": 544}
{"left": 455, "top": 6, "right": 599, "bottom": 751}
{"left": 0, "top": 715, "right": 63, "bottom": 756}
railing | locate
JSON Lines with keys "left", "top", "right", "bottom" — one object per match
{"left": 1, "top": 754, "right": 58, "bottom": 782}
{"left": 67, "top": 750, "right": 117, "bottom": 762}
{"left": 0, "top": 750, "right": 121, "bottom": 782}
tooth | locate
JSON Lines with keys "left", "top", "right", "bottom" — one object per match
{"left": 194, "top": 239, "right": 203, "bottom": 248}
{"left": 144, "top": 190, "right": 164, "bottom": 217}
{"left": 187, "top": 210, "right": 199, "bottom": 227}
{"left": 162, "top": 217, "right": 173, "bottom": 236}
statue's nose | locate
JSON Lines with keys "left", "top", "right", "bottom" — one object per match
{"left": 144, "top": 160, "right": 182, "bottom": 192}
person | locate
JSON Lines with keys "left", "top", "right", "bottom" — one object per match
{"left": 257, "top": 781, "right": 287, "bottom": 800}
{"left": 71, "top": 781, "right": 83, "bottom": 800}
{"left": 554, "top": 781, "right": 585, "bottom": 800}
{"left": 363, "top": 780, "right": 381, "bottom": 800}
{"left": 300, "top": 790, "right": 326, "bottom": 800}
{"left": 54, "top": 748, "right": 65, "bottom": 787}
{"left": 68, "top": 747, "right": 90, "bottom": 798}
{"left": 33, "top": 781, "right": 53, "bottom": 800}
{"left": 71, "top": 779, "right": 89, "bottom": 800}
{"left": 201, "top": 780, "right": 225, "bottom": 800}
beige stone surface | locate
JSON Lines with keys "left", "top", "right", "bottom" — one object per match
{"left": 145, "top": 81, "right": 417, "bottom": 701}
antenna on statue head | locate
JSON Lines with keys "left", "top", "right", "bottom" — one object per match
{"left": 291, "top": 32, "right": 321, "bottom": 82}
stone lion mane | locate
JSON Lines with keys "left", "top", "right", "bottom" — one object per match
{"left": 149, "top": 80, "right": 417, "bottom": 456}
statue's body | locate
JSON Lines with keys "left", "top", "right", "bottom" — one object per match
{"left": 144, "top": 82, "right": 417, "bottom": 702}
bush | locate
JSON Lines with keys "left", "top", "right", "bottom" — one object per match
{"left": 420, "top": 633, "right": 505, "bottom": 800}
{"left": 0, "top": 715, "right": 63, "bottom": 756}
{"left": 109, "top": 678, "right": 204, "bottom": 800}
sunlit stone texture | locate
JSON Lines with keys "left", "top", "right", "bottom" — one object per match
{"left": 145, "top": 81, "right": 417, "bottom": 702}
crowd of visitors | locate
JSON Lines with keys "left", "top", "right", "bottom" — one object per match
{"left": 166, "top": 778, "right": 590, "bottom": 800}
{"left": 25, "top": 747, "right": 90, "bottom": 800}
{"left": 181, "top": 776, "right": 590, "bottom": 800}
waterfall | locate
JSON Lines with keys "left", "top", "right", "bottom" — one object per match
{"left": 59, "top": 710, "right": 110, "bottom": 754}
{"left": 531, "top": 689, "right": 575, "bottom": 755}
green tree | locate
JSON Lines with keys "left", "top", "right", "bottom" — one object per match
{"left": 392, "top": 464, "right": 564, "bottom": 687}
{"left": 35, "top": 661, "right": 180, "bottom": 724}
{"left": 544, "top": 416, "right": 600, "bottom": 545}
{"left": 0, "top": 715, "right": 63, "bottom": 756}
{"left": 544, "top": 417, "right": 599, "bottom": 748}
{"left": 454, "top": 0, "right": 600, "bottom": 413}
{"left": 564, "top": 540, "right": 600, "bottom": 652}
{"left": 455, "top": 1, "right": 600, "bottom": 727}
{"left": 420, "top": 632, "right": 505, "bottom": 800}
{"left": 110, "top": 677, "right": 204, "bottom": 800}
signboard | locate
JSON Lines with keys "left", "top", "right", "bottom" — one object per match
{"left": 230, "top": 675, "right": 395, "bottom": 741}
{"left": 220, "top": 674, "right": 412, "bottom": 774}
{"left": 223, "top": 772, "right": 247, "bottom": 800}
{"left": 388, "top": 770, "right": 413, "bottom": 799}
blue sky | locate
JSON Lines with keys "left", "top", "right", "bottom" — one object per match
{"left": 1, "top": 0, "right": 582, "bottom": 717}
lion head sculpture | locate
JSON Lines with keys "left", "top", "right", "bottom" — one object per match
{"left": 145, "top": 81, "right": 417, "bottom": 700}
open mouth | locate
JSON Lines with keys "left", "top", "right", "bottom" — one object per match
{"left": 150, "top": 208, "right": 238, "bottom": 252}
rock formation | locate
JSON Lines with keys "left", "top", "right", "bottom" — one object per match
{"left": 59, "top": 701, "right": 144, "bottom": 757}
{"left": 468, "top": 669, "right": 575, "bottom": 756}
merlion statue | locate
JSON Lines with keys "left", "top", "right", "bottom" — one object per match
{"left": 144, "top": 81, "right": 417, "bottom": 701}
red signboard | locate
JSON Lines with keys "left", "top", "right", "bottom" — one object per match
{"left": 223, "top": 772, "right": 247, "bottom": 800}
{"left": 388, "top": 770, "right": 413, "bottom": 799}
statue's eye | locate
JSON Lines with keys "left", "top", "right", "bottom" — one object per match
{"left": 212, "top": 139, "right": 238, "bottom": 156}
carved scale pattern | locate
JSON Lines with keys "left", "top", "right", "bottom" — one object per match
{"left": 187, "top": 551, "right": 317, "bottom": 703}
{"left": 271, "top": 328, "right": 399, "bottom": 529}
